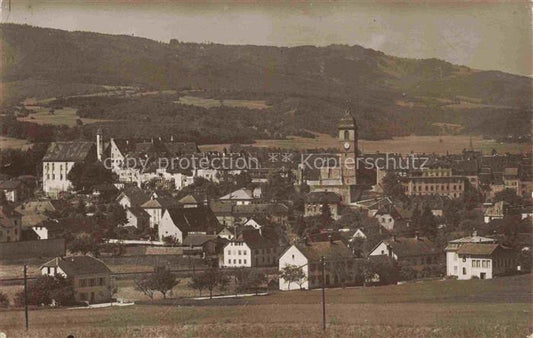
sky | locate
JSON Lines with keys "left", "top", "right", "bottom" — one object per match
{"left": 1, "top": 1, "right": 531, "bottom": 76}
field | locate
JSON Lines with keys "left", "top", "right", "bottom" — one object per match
{"left": 0, "top": 274, "right": 530, "bottom": 337}
{"left": 200, "top": 134, "right": 530, "bottom": 155}
{"left": 17, "top": 105, "right": 108, "bottom": 126}
{"left": 177, "top": 95, "right": 269, "bottom": 109}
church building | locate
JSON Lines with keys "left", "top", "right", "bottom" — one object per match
{"left": 301, "top": 107, "right": 360, "bottom": 204}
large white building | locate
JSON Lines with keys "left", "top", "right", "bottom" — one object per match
{"left": 278, "top": 239, "right": 354, "bottom": 291}
{"left": 445, "top": 235, "right": 516, "bottom": 280}
{"left": 42, "top": 142, "right": 96, "bottom": 198}
{"left": 222, "top": 229, "right": 280, "bottom": 268}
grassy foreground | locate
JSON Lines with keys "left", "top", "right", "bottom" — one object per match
{"left": 0, "top": 274, "right": 531, "bottom": 337}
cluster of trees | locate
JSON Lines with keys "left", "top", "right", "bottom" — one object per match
{"left": 13, "top": 274, "right": 76, "bottom": 307}
{"left": 188, "top": 268, "right": 230, "bottom": 299}
{"left": 134, "top": 267, "right": 181, "bottom": 300}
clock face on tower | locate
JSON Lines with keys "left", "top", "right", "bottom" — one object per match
{"left": 344, "top": 142, "right": 350, "bottom": 150}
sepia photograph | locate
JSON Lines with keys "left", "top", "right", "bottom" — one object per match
{"left": 0, "top": 0, "right": 531, "bottom": 337}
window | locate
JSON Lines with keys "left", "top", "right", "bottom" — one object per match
{"left": 227, "top": 260, "right": 231, "bottom": 264}
{"left": 99, "top": 278, "right": 105, "bottom": 286}
{"left": 89, "top": 279, "right": 95, "bottom": 287}
{"left": 80, "top": 279, "right": 87, "bottom": 287}
{"left": 462, "top": 267, "right": 466, "bottom": 275}
{"left": 238, "top": 259, "right": 241, "bottom": 264}
{"left": 292, "top": 254, "right": 295, "bottom": 259}
{"left": 244, "top": 259, "right": 247, "bottom": 264}
{"left": 238, "top": 250, "right": 241, "bottom": 255}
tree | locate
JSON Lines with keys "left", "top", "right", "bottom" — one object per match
{"left": 398, "top": 262, "right": 417, "bottom": 281}
{"left": 279, "top": 264, "right": 306, "bottom": 290}
{"left": 68, "top": 161, "right": 116, "bottom": 193}
{"left": 68, "top": 232, "right": 100, "bottom": 256}
{"left": 188, "top": 274, "right": 205, "bottom": 296}
{"left": 15, "top": 274, "right": 75, "bottom": 307}
{"left": 234, "top": 268, "right": 267, "bottom": 295}
{"left": 150, "top": 267, "right": 180, "bottom": 299}
{"left": 134, "top": 277, "right": 155, "bottom": 300}
{"left": 134, "top": 267, "right": 179, "bottom": 299}
{"left": 190, "top": 268, "right": 229, "bottom": 299}
{"left": 382, "top": 172, "right": 406, "bottom": 199}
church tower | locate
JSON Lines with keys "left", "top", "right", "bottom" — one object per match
{"left": 338, "top": 106, "right": 358, "bottom": 186}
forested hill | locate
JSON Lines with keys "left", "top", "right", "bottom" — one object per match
{"left": 0, "top": 23, "right": 531, "bottom": 143}
{"left": 1, "top": 23, "right": 530, "bottom": 107}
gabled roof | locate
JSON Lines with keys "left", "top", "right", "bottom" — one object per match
{"left": 183, "top": 234, "right": 218, "bottom": 246}
{"left": 40, "top": 256, "right": 111, "bottom": 276}
{"left": 15, "top": 200, "right": 56, "bottom": 215}
{"left": 378, "top": 236, "right": 439, "bottom": 257}
{"left": 141, "top": 196, "right": 179, "bottom": 209}
{"left": 456, "top": 243, "right": 501, "bottom": 255}
{"left": 293, "top": 240, "right": 353, "bottom": 262}
{"left": 219, "top": 188, "right": 253, "bottom": 201}
{"left": 235, "top": 228, "right": 278, "bottom": 249}
{"left": 178, "top": 194, "right": 201, "bottom": 205}
{"left": 448, "top": 236, "right": 497, "bottom": 244}
{"left": 165, "top": 207, "right": 221, "bottom": 233}
{"left": 127, "top": 207, "right": 150, "bottom": 218}
{"left": 116, "top": 187, "right": 150, "bottom": 207}
{"left": 42, "top": 142, "right": 94, "bottom": 162}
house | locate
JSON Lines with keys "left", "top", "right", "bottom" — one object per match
{"left": 279, "top": 238, "right": 355, "bottom": 290}
{"left": 141, "top": 196, "right": 180, "bottom": 228}
{"left": 304, "top": 191, "right": 342, "bottom": 220}
{"left": 0, "top": 206, "right": 22, "bottom": 242}
{"left": 182, "top": 234, "right": 226, "bottom": 256}
{"left": 222, "top": 228, "right": 281, "bottom": 268}
{"left": 125, "top": 207, "right": 150, "bottom": 229}
{"left": 219, "top": 188, "right": 254, "bottom": 205}
{"left": 373, "top": 205, "right": 402, "bottom": 231}
{"left": 158, "top": 206, "right": 220, "bottom": 243}
{"left": 211, "top": 202, "right": 290, "bottom": 227}
{"left": 40, "top": 256, "right": 112, "bottom": 304}
{"left": 42, "top": 142, "right": 96, "bottom": 198}
{"left": 483, "top": 201, "right": 505, "bottom": 223}
{"left": 0, "top": 180, "right": 24, "bottom": 202}
{"left": 369, "top": 235, "right": 441, "bottom": 275}
{"left": 115, "top": 186, "right": 150, "bottom": 209}
{"left": 217, "top": 227, "right": 235, "bottom": 240}
{"left": 178, "top": 194, "right": 204, "bottom": 208}
{"left": 445, "top": 235, "right": 516, "bottom": 279}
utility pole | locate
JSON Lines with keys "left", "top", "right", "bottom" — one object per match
{"left": 321, "top": 256, "right": 326, "bottom": 331}
{"left": 23, "top": 264, "right": 28, "bottom": 330}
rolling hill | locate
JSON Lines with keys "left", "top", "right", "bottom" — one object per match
{"left": 0, "top": 23, "right": 531, "bottom": 143}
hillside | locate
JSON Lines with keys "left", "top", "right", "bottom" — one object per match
{"left": 0, "top": 23, "right": 531, "bottom": 143}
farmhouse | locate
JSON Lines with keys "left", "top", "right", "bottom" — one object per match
{"left": 445, "top": 235, "right": 516, "bottom": 279}
{"left": 279, "top": 238, "right": 355, "bottom": 291}
{"left": 369, "top": 235, "right": 441, "bottom": 275}
{"left": 40, "top": 256, "right": 112, "bottom": 304}
{"left": 158, "top": 206, "right": 220, "bottom": 243}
